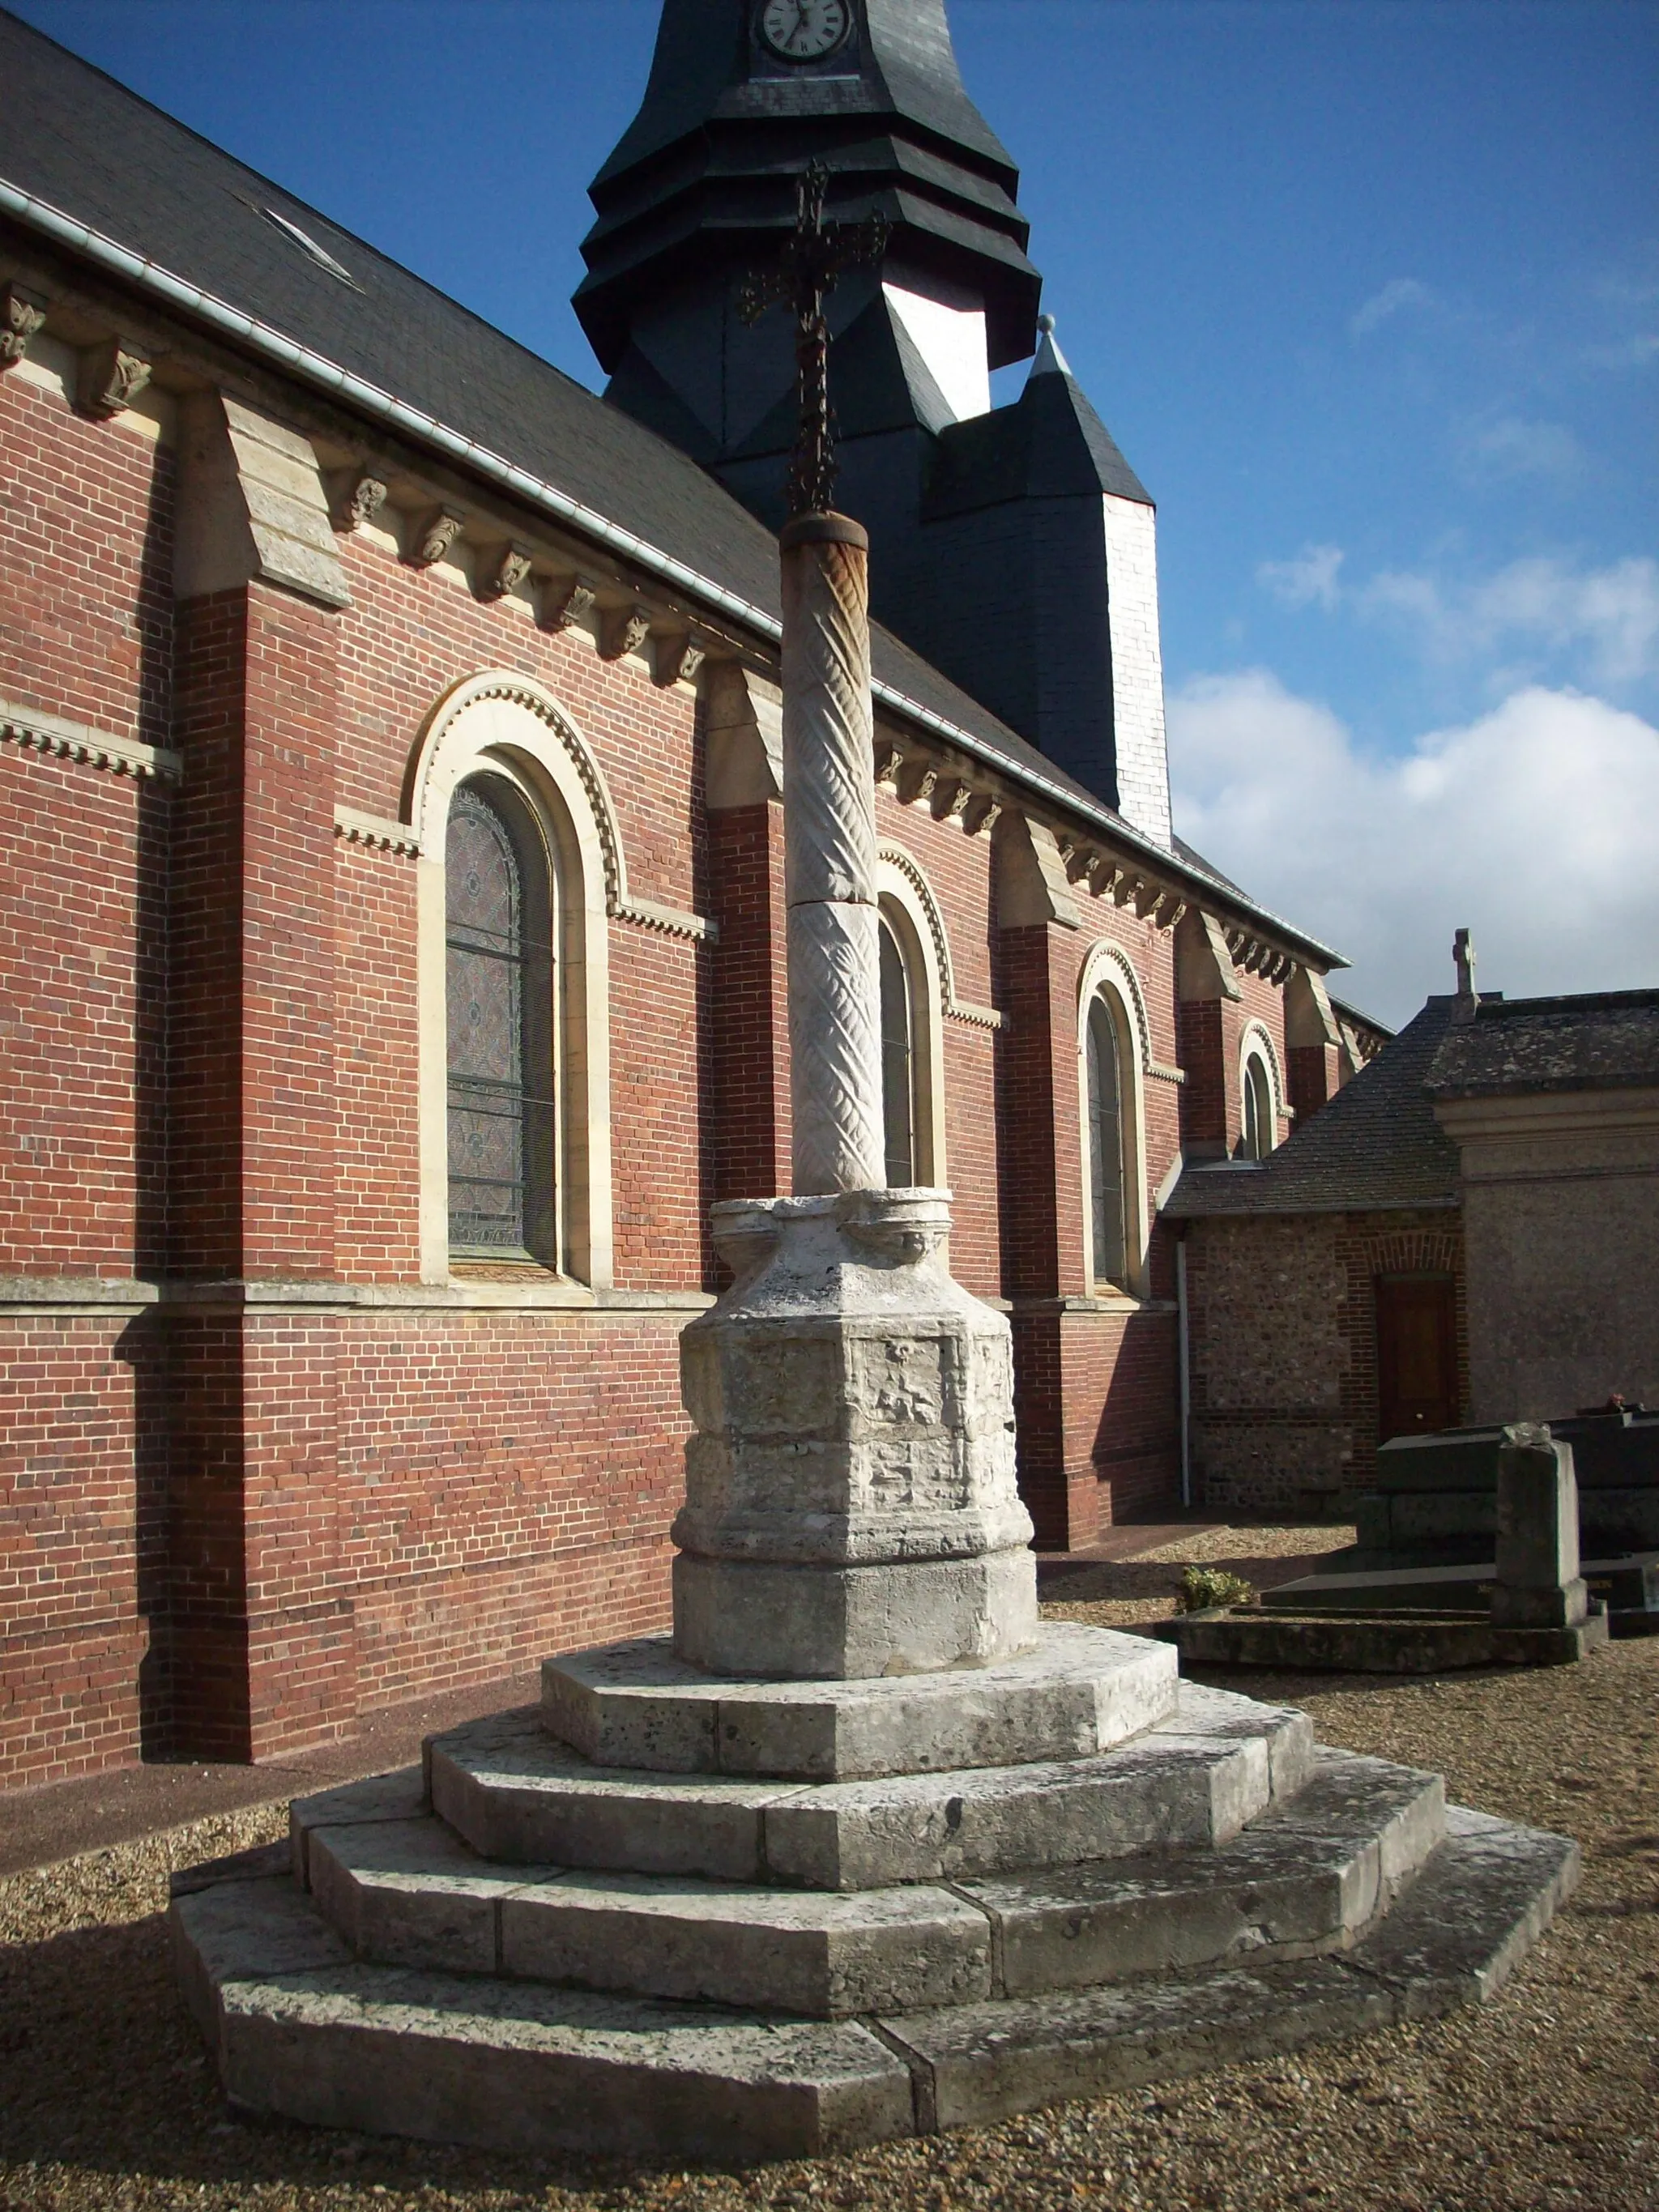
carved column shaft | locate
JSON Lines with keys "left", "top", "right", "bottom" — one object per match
{"left": 780, "top": 513, "right": 885, "bottom": 1196}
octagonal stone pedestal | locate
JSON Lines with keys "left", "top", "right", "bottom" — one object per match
{"left": 672, "top": 1189, "right": 1038, "bottom": 1680}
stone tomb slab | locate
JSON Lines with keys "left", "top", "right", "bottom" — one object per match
{"left": 540, "top": 1621, "right": 1177, "bottom": 1781}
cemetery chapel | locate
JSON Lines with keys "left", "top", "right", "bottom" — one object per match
{"left": 0, "top": 0, "right": 1384, "bottom": 1791}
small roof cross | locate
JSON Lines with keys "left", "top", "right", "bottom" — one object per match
{"left": 739, "top": 162, "right": 889, "bottom": 518}
{"left": 1452, "top": 926, "right": 1479, "bottom": 1022}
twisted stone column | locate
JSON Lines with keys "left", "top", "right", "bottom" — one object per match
{"left": 780, "top": 513, "right": 885, "bottom": 1196}
{"left": 670, "top": 509, "right": 1038, "bottom": 1681}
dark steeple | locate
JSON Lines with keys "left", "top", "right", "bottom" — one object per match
{"left": 580, "top": 6, "right": 1174, "bottom": 846}
{"left": 576, "top": 0, "right": 1040, "bottom": 380}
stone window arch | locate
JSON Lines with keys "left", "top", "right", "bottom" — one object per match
{"left": 876, "top": 848, "right": 949, "bottom": 1188}
{"left": 406, "top": 671, "right": 617, "bottom": 1287}
{"left": 1239, "top": 1021, "right": 1285, "bottom": 1161}
{"left": 1077, "top": 942, "right": 1150, "bottom": 1295}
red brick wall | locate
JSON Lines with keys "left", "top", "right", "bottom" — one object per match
{"left": 0, "top": 1314, "right": 147, "bottom": 1790}
{"left": 707, "top": 801, "right": 791, "bottom": 1204}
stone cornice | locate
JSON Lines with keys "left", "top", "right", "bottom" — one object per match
{"left": 1, "top": 699, "right": 181, "bottom": 782}
{"left": 613, "top": 895, "right": 718, "bottom": 944}
{"left": 334, "top": 803, "right": 420, "bottom": 855}
{"left": 0, "top": 1273, "right": 716, "bottom": 1316}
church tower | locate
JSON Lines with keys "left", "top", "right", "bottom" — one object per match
{"left": 580, "top": 0, "right": 1173, "bottom": 846}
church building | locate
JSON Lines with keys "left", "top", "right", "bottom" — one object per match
{"left": 0, "top": 0, "right": 1367, "bottom": 1792}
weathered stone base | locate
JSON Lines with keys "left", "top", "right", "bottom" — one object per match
{"left": 170, "top": 1659, "right": 1578, "bottom": 2164}
{"left": 171, "top": 1799, "right": 1576, "bottom": 2163}
{"left": 539, "top": 1622, "right": 1175, "bottom": 1781}
{"left": 1160, "top": 1605, "right": 1612, "bottom": 1673}
{"left": 671, "top": 1544, "right": 1038, "bottom": 1681}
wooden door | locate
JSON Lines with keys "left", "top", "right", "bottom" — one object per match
{"left": 1375, "top": 1275, "right": 1459, "bottom": 1442}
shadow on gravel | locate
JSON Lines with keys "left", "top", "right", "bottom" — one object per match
{"left": 0, "top": 1912, "right": 650, "bottom": 2205}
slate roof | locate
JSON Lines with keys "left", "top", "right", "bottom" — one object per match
{"left": 1165, "top": 998, "right": 1463, "bottom": 1217}
{"left": 1426, "top": 990, "right": 1659, "bottom": 1099}
{"left": 0, "top": 7, "right": 1341, "bottom": 965}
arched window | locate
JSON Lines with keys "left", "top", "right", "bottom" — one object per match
{"left": 878, "top": 911, "right": 917, "bottom": 1187}
{"left": 1241, "top": 1048, "right": 1274, "bottom": 1161}
{"left": 445, "top": 777, "right": 556, "bottom": 1259}
{"left": 1086, "top": 994, "right": 1128, "bottom": 1288}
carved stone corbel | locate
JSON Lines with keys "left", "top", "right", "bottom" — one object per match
{"left": 960, "top": 791, "right": 1000, "bottom": 837}
{"left": 1086, "top": 858, "right": 1121, "bottom": 900}
{"left": 409, "top": 508, "right": 463, "bottom": 569}
{"left": 1114, "top": 875, "right": 1141, "bottom": 910}
{"left": 872, "top": 736, "right": 903, "bottom": 791}
{"left": 1064, "top": 842, "right": 1099, "bottom": 885}
{"left": 598, "top": 603, "right": 651, "bottom": 662}
{"left": 651, "top": 632, "right": 706, "bottom": 688}
{"left": 1, "top": 283, "right": 48, "bottom": 369}
{"left": 931, "top": 777, "right": 971, "bottom": 828}
{"left": 539, "top": 577, "right": 595, "bottom": 633}
{"left": 479, "top": 544, "right": 533, "bottom": 603}
{"left": 1133, "top": 880, "right": 1170, "bottom": 923}
{"left": 331, "top": 471, "right": 389, "bottom": 533}
{"left": 894, "top": 757, "right": 938, "bottom": 808}
{"left": 75, "top": 338, "right": 152, "bottom": 420}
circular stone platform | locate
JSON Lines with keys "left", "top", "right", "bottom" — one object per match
{"left": 538, "top": 1622, "right": 1178, "bottom": 1781}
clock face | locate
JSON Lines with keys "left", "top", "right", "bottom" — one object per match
{"left": 758, "top": 0, "right": 851, "bottom": 65}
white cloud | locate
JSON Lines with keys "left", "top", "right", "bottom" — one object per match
{"left": 1456, "top": 414, "right": 1586, "bottom": 484}
{"left": 1167, "top": 671, "right": 1659, "bottom": 1025}
{"left": 1257, "top": 543, "right": 1345, "bottom": 610}
{"left": 1359, "top": 555, "right": 1659, "bottom": 688}
{"left": 1582, "top": 330, "right": 1659, "bottom": 372}
{"left": 1350, "top": 277, "right": 1435, "bottom": 339}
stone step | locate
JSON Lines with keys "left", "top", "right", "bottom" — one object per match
{"left": 418, "top": 1681, "right": 1312, "bottom": 1890}
{"left": 539, "top": 1622, "right": 1177, "bottom": 1781}
{"left": 298, "top": 1750, "right": 1434, "bottom": 2018}
{"left": 170, "top": 1805, "right": 1579, "bottom": 2164}
{"left": 305, "top": 1814, "right": 994, "bottom": 2016}
{"left": 954, "top": 1750, "right": 1445, "bottom": 1997}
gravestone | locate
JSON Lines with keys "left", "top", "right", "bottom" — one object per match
{"left": 1491, "top": 1423, "right": 1589, "bottom": 1631}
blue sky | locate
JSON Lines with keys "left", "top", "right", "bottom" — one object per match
{"left": 13, "top": 0, "right": 1657, "bottom": 1021}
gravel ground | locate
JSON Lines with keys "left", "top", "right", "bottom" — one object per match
{"left": 2, "top": 1549, "right": 1655, "bottom": 2212}
{"left": 1039, "top": 1524, "right": 1360, "bottom": 1631}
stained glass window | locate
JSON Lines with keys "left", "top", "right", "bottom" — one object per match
{"left": 1086, "top": 995, "right": 1127, "bottom": 1287}
{"left": 879, "top": 915, "right": 915, "bottom": 1189}
{"left": 446, "top": 779, "right": 554, "bottom": 1258}
{"left": 1242, "top": 1052, "right": 1273, "bottom": 1161}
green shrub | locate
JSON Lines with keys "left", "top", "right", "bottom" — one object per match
{"left": 1175, "top": 1565, "right": 1256, "bottom": 1613}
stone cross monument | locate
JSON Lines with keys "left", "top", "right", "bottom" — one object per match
{"left": 670, "top": 169, "right": 1039, "bottom": 1680}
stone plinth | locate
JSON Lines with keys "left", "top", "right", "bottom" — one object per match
{"left": 671, "top": 1188, "right": 1038, "bottom": 1679}
{"left": 1491, "top": 1423, "right": 1589, "bottom": 1631}
{"left": 541, "top": 1622, "right": 1171, "bottom": 1782}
